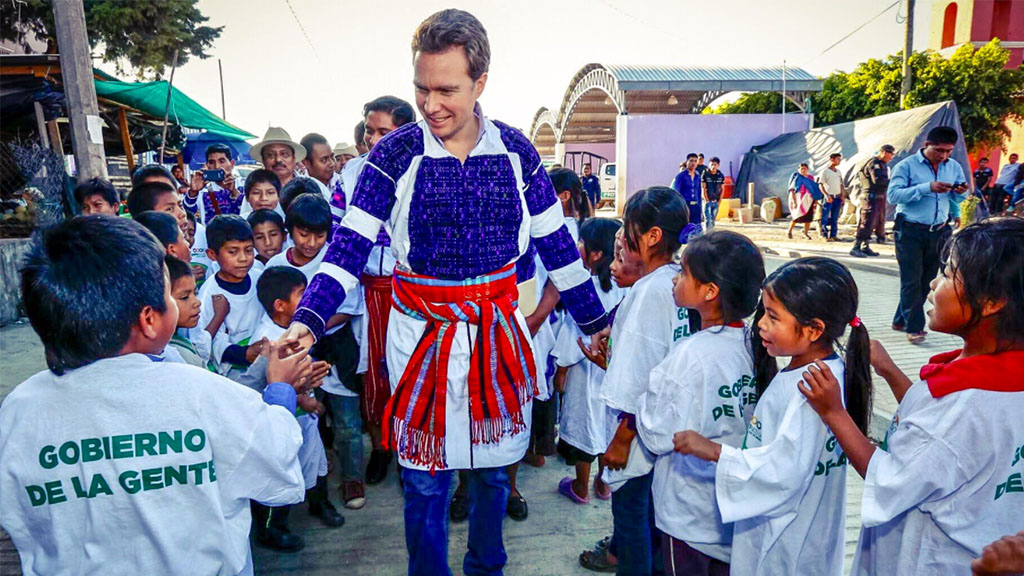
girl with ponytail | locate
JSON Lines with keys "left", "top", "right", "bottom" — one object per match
{"left": 673, "top": 256, "right": 871, "bottom": 576}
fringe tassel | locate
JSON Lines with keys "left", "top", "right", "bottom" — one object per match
{"left": 391, "top": 416, "right": 447, "bottom": 473}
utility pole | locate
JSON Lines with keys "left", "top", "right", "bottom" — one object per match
{"left": 218, "top": 59, "right": 226, "bottom": 120}
{"left": 52, "top": 0, "right": 107, "bottom": 179}
{"left": 782, "top": 59, "right": 787, "bottom": 132}
{"left": 900, "top": 0, "right": 916, "bottom": 108}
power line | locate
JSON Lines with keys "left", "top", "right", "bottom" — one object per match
{"left": 284, "top": 0, "right": 321, "bottom": 62}
{"left": 803, "top": 0, "right": 902, "bottom": 66}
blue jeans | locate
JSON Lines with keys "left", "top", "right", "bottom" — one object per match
{"left": 325, "top": 393, "right": 363, "bottom": 481}
{"left": 703, "top": 201, "right": 719, "bottom": 229}
{"left": 820, "top": 196, "right": 843, "bottom": 238}
{"left": 611, "top": 471, "right": 664, "bottom": 576}
{"left": 402, "top": 466, "right": 510, "bottom": 576}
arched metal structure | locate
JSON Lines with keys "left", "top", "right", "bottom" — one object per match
{"left": 529, "top": 108, "right": 559, "bottom": 157}
{"left": 528, "top": 63, "right": 824, "bottom": 152}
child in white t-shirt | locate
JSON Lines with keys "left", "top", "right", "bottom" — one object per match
{"left": 636, "top": 230, "right": 765, "bottom": 574}
{"left": 674, "top": 257, "right": 873, "bottom": 576}
{"left": 799, "top": 217, "right": 1024, "bottom": 576}
{"left": 240, "top": 168, "right": 284, "bottom": 219}
{"left": 163, "top": 255, "right": 216, "bottom": 371}
{"left": 553, "top": 218, "right": 626, "bottom": 504}
{"left": 265, "top": 193, "right": 367, "bottom": 510}
{"left": 0, "top": 215, "right": 313, "bottom": 576}
{"left": 197, "top": 215, "right": 267, "bottom": 381}
{"left": 600, "top": 187, "right": 694, "bottom": 575}
{"left": 248, "top": 209, "right": 287, "bottom": 265}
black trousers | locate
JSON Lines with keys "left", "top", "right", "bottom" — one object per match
{"left": 989, "top": 185, "right": 1008, "bottom": 214}
{"left": 893, "top": 219, "right": 951, "bottom": 334}
{"left": 856, "top": 197, "right": 883, "bottom": 244}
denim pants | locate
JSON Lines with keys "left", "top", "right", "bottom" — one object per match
{"left": 611, "top": 470, "right": 664, "bottom": 576}
{"left": 820, "top": 196, "right": 843, "bottom": 238}
{"left": 703, "top": 201, "right": 719, "bottom": 229}
{"left": 893, "top": 221, "right": 950, "bottom": 333}
{"left": 325, "top": 393, "right": 363, "bottom": 482}
{"left": 402, "top": 466, "right": 510, "bottom": 576}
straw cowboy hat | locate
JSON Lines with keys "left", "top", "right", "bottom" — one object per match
{"left": 333, "top": 142, "right": 359, "bottom": 157}
{"left": 250, "top": 127, "right": 307, "bottom": 162}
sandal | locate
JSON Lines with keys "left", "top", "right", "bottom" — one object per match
{"left": 558, "top": 477, "right": 590, "bottom": 505}
{"left": 593, "top": 478, "right": 611, "bottom": 501}
{"left": 579, "top": 549, "right": 617, "bottom": 573}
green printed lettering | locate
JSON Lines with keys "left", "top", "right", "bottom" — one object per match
{"left": 673, "top": 327, "right": 683, "bottom": 341}
{"left": 677, "top": 308, "right": 686, "bottom": 321}
{"left": 39, "top": 445, "right": 57, "bottom": 469}
{"left": 81, "top": 438, "right": 104, "bottom": 463}
{"left": 995, "top": 473, "right": 1023, "bottom": 500}
{"left": 44, "top": 480, "right": 66, "bottom": 504}
{"left": 188, "top": 461, "right": 208, "bottom": 485}
{"left": 89, "top": 474, "right": 113, "bottom": 497}
{"left": 58, "top": 441, "right": 80, "bottom": 466}
{"left": 119, "top": 470, "right": 141, "bottom": 494}
{"left": 208, "top": 459, "right": 216, "bottom": 482}
{"left": 141, "top": 467, "right": 164, "bottom": 492}
{"left": 71, "top": 475, "right": 89, "bottom": 498}
{"left": 718, "top": 385, "right": 733, "bottom": 399}
{"left": 826, "top": 436, "right": 838, "bottom": 453}
{"left": 111, "top": 435, "right": 133, "bottom": 459}
{"left": 1012, "top": 445, "right": 1022, "bottom": 468}
{"left": 27, "top": 485, "right": 47, "bottom": 506}
{"left": 164, "top": 465, "right": 188, "bottom": 487}
{"left": 158, "top": 430, "right": 182, "bottom": 455}
{"left": 134, "top": 433, "right": 157, "bottom": 457}
{"left": 713, "top": 404, "right": 737, "bottom": 421}
{"left": 184, "top": 429, "right": 206, "bottom": 452}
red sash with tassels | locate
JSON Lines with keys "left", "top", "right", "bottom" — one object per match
{"left": 381, "top": 263, "right": 538, "bottom": 472}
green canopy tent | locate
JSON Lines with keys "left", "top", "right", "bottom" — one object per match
{"left": 93, "top": 78, "right": 255, "bottom": 140}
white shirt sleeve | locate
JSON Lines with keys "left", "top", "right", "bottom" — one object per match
{"left": 861, "top": 420, "right": 964, "bottom": 527}
{"left": 715, "top": 396, "right": 823, "bottom": 523}
{"left": 636, "top": 353, "right": 701, "bottom": 456}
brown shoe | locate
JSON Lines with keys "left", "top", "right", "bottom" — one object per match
{"left": 342, "top": 480, "right": 366, "bottom": 509}
{"left": 907, "top": 332, "right": 927, "bottom": 344}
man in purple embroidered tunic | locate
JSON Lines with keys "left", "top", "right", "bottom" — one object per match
{"left": 183, "top": 144, "right": 245, "bottom": 225}
{"left": 282, "top": 9, "right": 608, "bottom": 576}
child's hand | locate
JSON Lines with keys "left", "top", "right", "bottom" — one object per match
{"left": 279, "top": 323, "right": 315, "bottom": 356}
{"left": 972, "top": 531, "right": 1024, "bottom": 576}
{"left": 211, "top": 294, "right": 230, "bottom": 319}
{"left": 297, "top": 393, "right": 320, "bottom": 414}
{"left": 309, "top": 361, "right": 331, "bottom": 389}
{"left": 265, "top": 341, "right": 313, "bottom": 392}
{"left": 245, "top": 337, "right": 267, "bottom": 364}
{"left": 553, "top": 366, "right": 568, "bottom": 394}
{"left": 191, "top": 264, "right": 206, "bottom": 283}
{"left": 673, "top": 430, "right": 721, "bottom": 461}
{"left": 577, "top": 337, "right": 607, "bottom": 370}
{"left": 604, "top": 434, "right": 630, "bottom": 470}
{"left": 798, "top": 359, "right": 845, "bottom": 419}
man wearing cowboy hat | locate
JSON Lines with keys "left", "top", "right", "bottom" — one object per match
{"left": 333, "top": 143, "right": 358, "bottom": 174}
{"left": 251, "top": 127, "right": 307, "bottom": 189}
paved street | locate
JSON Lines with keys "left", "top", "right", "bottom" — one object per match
{"left": 0, "top": 244, "right": 961, "bottom": 576}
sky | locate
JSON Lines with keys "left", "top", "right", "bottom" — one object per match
{"left": 145, "top": 0, "right": 935, "bottom": 148}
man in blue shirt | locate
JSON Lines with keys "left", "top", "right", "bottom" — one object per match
{"left": 671, "top": 153, "right": 702, "bottom": 230}
{"left": 887, "top": 126, "right": 967, "bottom": 344}
{"left": 581, "top": 163, "right": 601, "bottom": 209}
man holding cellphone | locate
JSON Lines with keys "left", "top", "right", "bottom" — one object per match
{"left": 183, "top": 143, "right": 245, "bottom": 225}
{"left": 886, "top": 126, "right": 968, "bottom": 344}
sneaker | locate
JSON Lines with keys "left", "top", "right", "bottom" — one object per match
{"left": 907, "top": 332, "right": 927, "bottom": 344}
{"left": 256, "top": 528, "right": 305, "bottom": 552}
{"left": 826, "top": 237, "right": 837, "bottom": 243}
{"left": 342, "top": 480, "right": 366, "bottom": 510}
{"left": 558, "top": 477, "right": 590, "bottom": 505}
{"left": 849, "top": 247, "right": 867, "bottom": 258}
{"left": 309, "top": 497, "right": 345, "bottom": 527}
{"left": 862, "top": 246, "right": 880, "bottom": 257}
{"left": 449, "top": 489, "right": 469, "bottom": 523}
{"left": 365, "top": 449, "right": 392, "bottom": 485}
{"left": 507, "top": 491, "right": 528, "bottom": 521}
{"left": 579, "top": 548, "right": 617, "bottom": 573}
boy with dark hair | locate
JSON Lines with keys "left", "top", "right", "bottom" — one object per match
{"left": 127, "top": 181, "right": 187, "bottom": 224}
{"left": 250, "top": 267, "right": 345, "bottom": 550}
{"left": 135, "top": 211, "right": 191, "bottom": 263}
{"left": 241, "top": 169, "right": 283, "bottom": 218}
{"left": 184, "top": 143, "right": 245, "bottom": 225}
{"left": 131, "top": 163, "right": 178, "bottom": 189}
{"left": 266, "top": 194, "right": 367, "bottom": 509}
{"left": 197, "top": 214, "right": 267, "bottom": 381}
{"left": 279, "top": 176, "right": 323, "bottom": 214}
{"left": 164, "top": 255, "right": 215, "bottom": 370}
{"left": 74, "top": 177, "right": 121, "bottom": 216}
{"left": 248, "top": 209, "right": 287, "bottom": 264}
{"left": 0, "top": 216, "right": 310, "bottom": 575}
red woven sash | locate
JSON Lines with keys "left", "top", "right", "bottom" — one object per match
{"left": 382, "top": 264, "right": 537, "bottom": 472}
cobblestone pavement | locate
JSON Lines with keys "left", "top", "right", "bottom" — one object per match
{"left": 0, "top": 253, "right": 961, "bottom": 575}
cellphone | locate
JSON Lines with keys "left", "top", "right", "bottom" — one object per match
{"left": 202, "top": 169, "right": 226, "bottom": 182}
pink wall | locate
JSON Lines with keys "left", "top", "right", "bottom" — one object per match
{"left": 563, "top": 142, "right": 616, "bottom": 164}
{"left": 622, "top": 114, "right": 812, "bottom": 198}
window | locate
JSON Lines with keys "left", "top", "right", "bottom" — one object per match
{"left": 992, "top": 0, "right": 1010, "bottom": 41}
{"left": 604, "top": 164, "right": 616, "bottom": 176}
{"left": 941, "top": 3, "right": 958, "bottom": 49}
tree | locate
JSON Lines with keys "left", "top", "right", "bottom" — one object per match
{"left": 0, "top": 0, "right": 222, "bottom": 79}
{"left": 709, "top": 40, "right": 1024, "bottom": 151}
{"left": 705, "top": 91, "right": 802, "bottom": 115}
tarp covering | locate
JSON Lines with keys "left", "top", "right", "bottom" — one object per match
{"left": 94, "top": 79, "right": 255, "bottom": 140}
{"left": 171, "top": 131, "right": 254, "bottom": 169}
{"left": 735, "top": 101, "right": 970, "bottom": 214}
